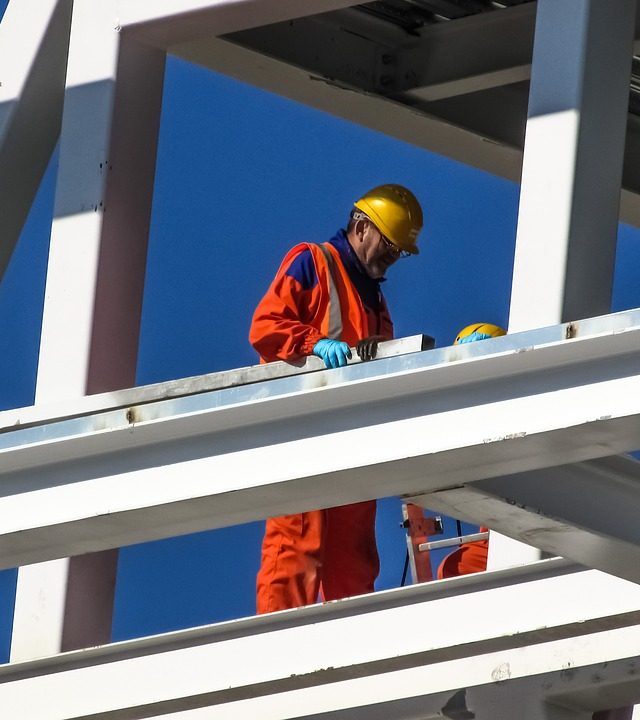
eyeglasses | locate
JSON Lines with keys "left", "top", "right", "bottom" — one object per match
{"left": 380, "top": 232, "right": 411, "bottom": 259}
{"left": 351, "top": 210, "right": 412, "bottom": 259}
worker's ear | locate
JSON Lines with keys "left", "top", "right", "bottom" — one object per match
{"left": 355, "top": 218, "right": 367, "bottom": 238}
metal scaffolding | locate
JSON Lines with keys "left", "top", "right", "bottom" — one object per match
{"left": 2, "top": 0, "right": 640, "bottom": 717}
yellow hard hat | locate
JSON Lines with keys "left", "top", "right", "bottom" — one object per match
{"left": 354, "top": 184, "right": 423, "bottom": 255}
{"left": 454, "top": 323, "right": 506, "bottom": 344}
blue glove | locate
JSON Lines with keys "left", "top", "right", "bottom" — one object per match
{"left": 458, "top": 331, "right": 493, "bottom": 344}
{"left": 313, "top": 338, "right": 352, "bottom": 368}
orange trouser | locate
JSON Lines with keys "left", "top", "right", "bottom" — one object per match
{"left": 437, "top": 527, "right": 489, "bottom": 579}
{"left": 256, "top": 501, "right": 379, "bottom": 614}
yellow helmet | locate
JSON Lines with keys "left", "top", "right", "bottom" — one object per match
{"left": 454, "top": 323, "right": 506, "bottom": 344}
{"left": 354, "top": 184, "right": 423, "bottom": 255}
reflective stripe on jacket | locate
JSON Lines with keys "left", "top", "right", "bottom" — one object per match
{"left": 249, "top": 237, "right": 393, "bottom": 363}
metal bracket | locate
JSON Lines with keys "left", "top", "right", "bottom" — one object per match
{"left": 401, "top": 502, "right": 443, "bottom": 583}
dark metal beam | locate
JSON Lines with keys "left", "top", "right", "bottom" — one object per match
{"left": 392, "top": 2, "right": 535, "bottom": 100}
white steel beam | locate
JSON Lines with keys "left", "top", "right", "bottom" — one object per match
{"left": 1, "top": 335, "right": 430, "bottom": 430}
{"left": 1, "top": 561, "right": 639, "bottom": 719}
{"left": 0, "top": 0, "right": 72, "bottom": 280}
{"left": 12, "top": 0, "right": 166, "bottom": 660}
{"left": 3, "top": 314, "right": 640, "bottom": 578}
{"left": 36, "top": 1, "right": 165, "bottom": 401}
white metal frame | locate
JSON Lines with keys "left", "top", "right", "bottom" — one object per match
{"left": 2, "top": 0, "right": 640, "bottom": 718}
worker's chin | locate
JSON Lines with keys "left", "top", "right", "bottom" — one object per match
{"left": 365, "top": 263, "right": 386, "bottom": 280}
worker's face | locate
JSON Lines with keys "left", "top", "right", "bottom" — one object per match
{"left": 356, "top": 220, "right": 402, "bottom": 279}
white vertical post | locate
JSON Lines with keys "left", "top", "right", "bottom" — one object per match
{"left": 508, "top": 0, "right": 634, "bottom": 330}
{"left": 490, "top": 0, "right": 635, "bottom": 571}
{"left": 10, "top": 0, "right": 165, "bottom": 661}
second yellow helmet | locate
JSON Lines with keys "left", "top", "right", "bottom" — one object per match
{"left": 354, "top": 184, "right": 423, "bottom": 255}
{"left": 454, "top": 323, "right": 506, "bottom": 345}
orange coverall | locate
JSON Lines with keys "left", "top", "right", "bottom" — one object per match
{"left": 250, "top": 231, "right": 393, "bottom": 613}
{"left": 437, "top": 526, "right": 489, "bottom": 578}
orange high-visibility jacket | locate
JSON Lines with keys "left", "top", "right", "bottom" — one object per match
{"left": 250, "top": 230, "right": 393, "bottom": 613}
{"left": 250, "top": 231, "right": 393, "bottom": 362}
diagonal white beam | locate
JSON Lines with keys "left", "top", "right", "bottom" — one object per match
{"left": 3, "top": 314, "right": 640, "bottom": 576}
{"left": 411, "top": 454, "right": 640, "bottom": 582}
{"left": 0, "top": 0, "right": 72, "bottom": 281}
{"left": 1, "top": 562, "right": 639, "bottom": 719}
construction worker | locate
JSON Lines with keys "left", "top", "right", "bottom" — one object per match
{"left": 437, "top": 322, "right": 506, "bottom": 579}
{"left": 249, "top": 184, "right": 423, "bottom": 613}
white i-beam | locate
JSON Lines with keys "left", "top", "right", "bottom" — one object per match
{"left": 2, "top": 316, "right": 640, "bottom": 585}
{"left": 1, "top": 560, "right": 639, "bottom": 719}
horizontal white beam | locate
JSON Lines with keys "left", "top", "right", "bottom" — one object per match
{"left": 2, "top": 313, "right": 640, "bottom": 572}
{"left": 2, "top": 561, "right": 640, "bottom": 719}
{"left": 1, "top": 335, "right": 429, "bottom": 429}
{"left": 118, "top": 0, "right": 359, "bottom": 48}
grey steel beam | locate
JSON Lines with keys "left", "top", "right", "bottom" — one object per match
{"left": 0, "top": 0, "right": 72, "bottom": 281}
{"left": 220, "top": 2, "right": 640, "bottom": 234}
{"left": 393, "top": 2, "right": 536, "bottom": 101}
{"left": 396, "top": 2, "right": 640, "bottom": 101}
{"left": 418, "top": 80, "right": 529, "bottom": 150}
{"left": 171, "top": 11, "right": 640, "bottom": 229}
{"left": 224, "top": 3, "right": 640, "bottom": 103}
{"left": 118, "top": 0, "right": 360, "bottom": 48}
{"left": 226, "top": 13, "right": 396, "bottom": 95}
{"left": 225, "top": 5, "right": 531, "bottom": 100}
{"left": 171, "top": 34, "right": 525, "bottom": 185}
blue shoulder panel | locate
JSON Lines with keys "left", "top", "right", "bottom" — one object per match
{"left": 285, "top": 248, "right": 318, "bottom": 290}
